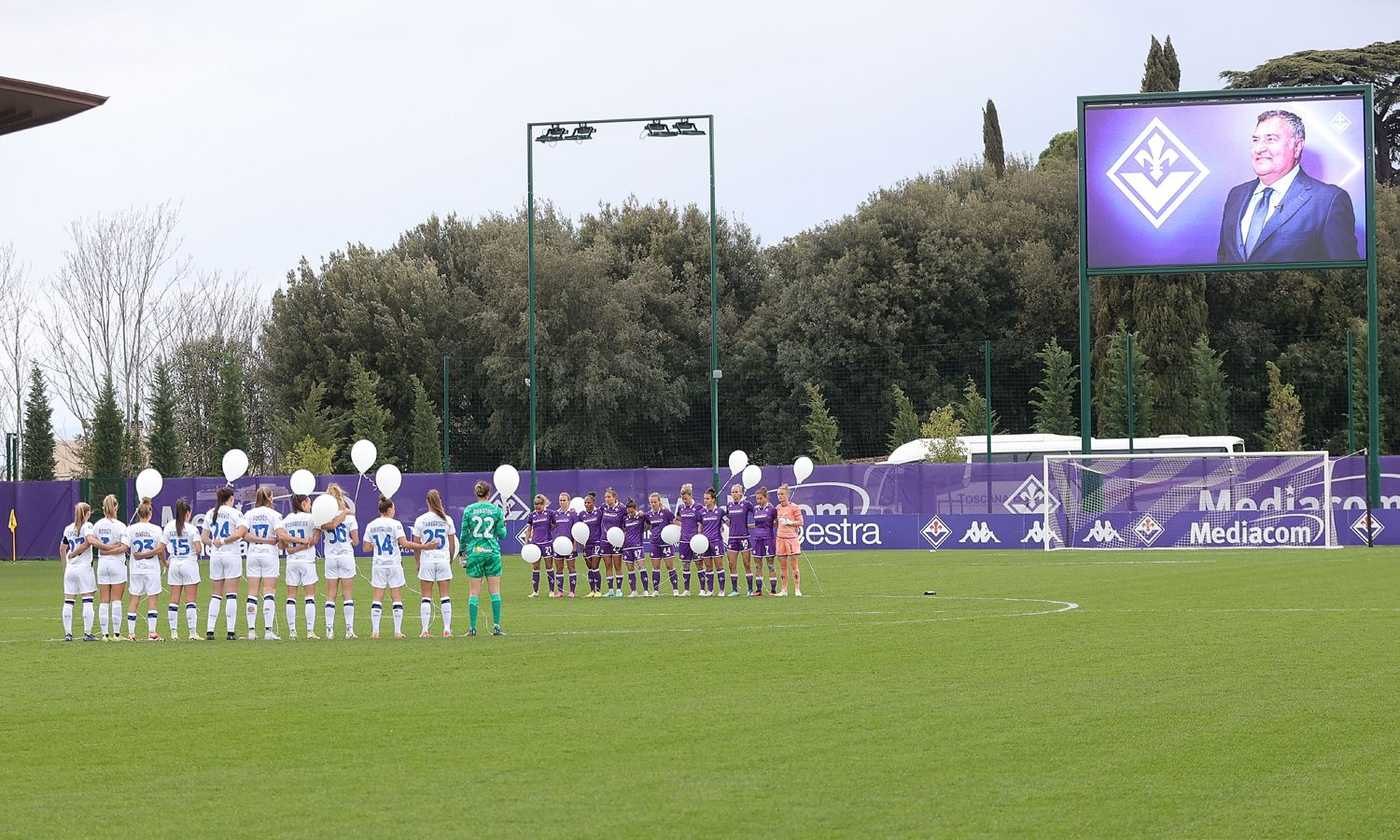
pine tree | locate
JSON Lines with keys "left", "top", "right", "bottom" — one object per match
{"left": 408, "top": 374, "right": 442, "bottom": 473}
{"left": 920, "top": 405, "right": 967, "bottom": 463}
{"left": 274, "top": 381, "right": 342, "bottom": 457}
{"left": 20, "top": 367, "right": 55, "bottom": 480}
{"left": 1029, "top": 338, "right": 1078, "bottom": 436}
{"left": 122, "top": 415, "right": 145, "bottom": 475}
{"left": 1095, "top": 324, "right": 1154, "bottom": 438}
{"left": 1184, "top": 336, "right": 1230, "bottom": 435}
{"left": 1162, "top": 35, "right": 1182, "bottom": 89}
{"left": 956, "top": 377, "right": 1000, "bottom": 437}
{"left": 87, "top": 374, "right": 124, "bottom": 478}
{"left": 802, "top": 382, "right": 843, "bottom": 464}
{"left": 982, "top": 99, "right": 1006, "bottom": 179}
{"left": 1141, "top": 35, "right": 1172, "bottom": 92}
{"left": 1262, "top": 361, "right": 1304, "bottom": 450}
{"left": 212, "top": 352, "right": 249, "bottom": 466}
{"left": 887, "top": 384, "right": 922, "bottom": 452}
{"left": 279, "top": 434, "right": 335, "bottom": 475}
{"left": 146, "top": 360, "right": 181, "bottom": 476}
{"left": 345, "top": 356, "right": 392, "bottom": 471}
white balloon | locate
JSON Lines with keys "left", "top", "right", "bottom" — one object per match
{"left": 289, "top": 469, "right": 315, "bottom": 496}
{"left": 221, "top": 449, "right": 248, "bottom": 483}
{"left": 135, "top": 468, "right": 162, "bottom": 500}
{"left": 661, "top": 523, "right": 681, "bottom": 546}
{"left": 493, "top": 464, "right": 520, "bottom": 500}
{"left": 351, "top": 439, "right": 377, "bottom": 474}
{"left": 569, "top": 497, "right": 584, "bottom": 513}
{"left": 689, "top": 533, "right": 709, "bottom": 555}
{"left": 571, "top": 521, "right": 590, "bottom": 543}
{"left": 607, "top": 526, "right": 625, "bottom": 548}
{"left": 521, "top": 543, "right": 541, "bottom": 564}
{"left": 793, "top": 456, "right": 814, "bottom": 484}
{"left": 552, "top": 535, "right": 574, "bottom": 556}
{"left": 728, "top": 449, "right": 749, "bottom": 475}
{"left": 741, "top": 464, "right": 762, "bottom": 490}
{"left": 375, "top": 463, "right": 402, "bottom": 500}
{"left": 311, "top": 493, "right": 340, "bottom": 527}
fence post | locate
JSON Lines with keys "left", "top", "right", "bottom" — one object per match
{"left": 983, "top": 340, "right": 993, "bottom": 465}
{"left": 1346, "top": 330, "right": 1355, "bottom": 454}
{"left": 1125, "top": 332, "right": 1135, "bottom": 453}
{"left": 441, "top": 353, "right": 450, "bottom": 473}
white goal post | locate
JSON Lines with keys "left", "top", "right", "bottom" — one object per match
{"left": 1042, "top": 451, "right": 1338, "bottom": 551}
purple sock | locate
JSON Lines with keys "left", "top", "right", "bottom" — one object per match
{"left": 746, "top": 573, "right": 754, "bottom": 593}
{"left": 669, "top": 569, "right": 679, "bottom": 591}
{"left": 640, "top": 569, "right": 649, "bottom": 592}
{"left": 731, "top": 572, "right": 739, "bottom": 593}
{"left": 701, "top": 570, "right": 710, "bottom": 593}
{"left": 628, "top": 571, "right": 637, "bottom": 592}
{"left": 546, "top": 569, "right": 556, "bottom": 592}
{"left": 683, "top": 566, "right": 692, "bottom": 591}
{"left": 569, "top": 573, "right": 577, "bottom": 594}
{"left": 771, "top": 576, "right": 778, "bottom": 593}
{"left": 718, "top": 570, "right": 726, "bottom": 591}
{"left": 532, "top": 570, "right": 540, "bottom": 592}
{"left": 651, "top": 570, "right": 661, "bottom": 590}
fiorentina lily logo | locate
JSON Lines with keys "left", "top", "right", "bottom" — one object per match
{"left": 1132, "top": 513, "right": 1164, "bottom": 546}
{"left": 1106, "top": 117, "right": 1209, "bottom": 228}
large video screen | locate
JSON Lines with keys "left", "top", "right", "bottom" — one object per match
{"left": 1081, "top": 90, "right": 1370, "bottom": 272}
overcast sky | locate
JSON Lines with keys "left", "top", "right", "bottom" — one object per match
{"left": 1, "top": 0, "right": 1388, "bottom": 435}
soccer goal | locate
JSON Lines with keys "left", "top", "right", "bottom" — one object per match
{"left": 1042, "top": 451, "right": 1338, "bottom": 550}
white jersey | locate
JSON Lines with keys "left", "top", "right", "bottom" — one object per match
{"left": 363, "top": 516, "right": 406, "bottom": 567}
{"left": 205, "top": 505, "right": 246, "bottom": 561}
{"left": 126, "top": 521, "right": 165, "bottom": 575}
{"left": 282, "top": 511, "right": 317, "bottom": 563}
{"left": 321, "top": 513, "right": 358, "bottom": 560}
{"left": 61, "top": 522, "right": 94, "bottom": 567}
{"left": 163, "top": 521, "right": 200, "bottom": 562}
{"left": 242, "top": 506, "right": 283, "bottom": 561}
{"left": 412, "top": 511, "right": 454, "bottom": 565}
{"left": 91, "top": 517, "right": 128, "bottom": 557}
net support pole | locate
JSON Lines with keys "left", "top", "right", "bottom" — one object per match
{"left": 441, "top": 353, "right": 450, "bottom": 473}
{"left": 1125, "top": 332, "right": 1135, "bottom": 453}
{"left": 1364, "top": 84, "right": 1380, "bottom": 509}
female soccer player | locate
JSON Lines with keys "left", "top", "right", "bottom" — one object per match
{"left": 92, "top": 494, "right": 129, "bottom": 640}
{"left": 362, "top": 496, "right": 437, "bottom": 639}
{"left": 164, "top": 499, "right": 203, "bottom": 640}
{"left": 243, "top": 488, "right": 291, "bottom": 640}
{"left": 674, "top": 483, "right": 701, "bottom": 596}
{"left": 578, "top": 492, "right": 605, "bottom": 597}
{"left": 551, "top": 492, "right": 578, "bottom": 599}
{"left": 621, "top": 499, "right": 646, "bottom": 597}
{"left": 750, "top": 488, "right": 777, "bottom": 596}
{"left": 320, "top": 484, "right": 359, "bottom": 639}
{"left": 125, "top": 498, "right": 166, "bottom": 640}
{"left": 599, "top": 488, "right": 626, "bottom": 597}
{"left": 282, "top": 494, "right": 321, "bottom": 639}
{"left": 644, "top": 492, "right": 676, "bottom": 596}
{"left": 526, "top": 494, "right": 553, "bottom": 598}
{"left": 59, "top": 502, "right": 97, "bottom": 641}
{"left": 413, "top": 489, "right": 457, "bottom": 636}
{"left": 460, "top": 479, "right": 507, "bottom": 636}
{"left": 698, "top": 489, "right": 726, "bottom": 597}
{"left": 204, "top": 487, "right": 247, "bottom": 640}
{"left": 775, "top": 484, "right": 804, "bottom": 597}
{"left": 725, "top": 483, "right": 756, "bottom": 596}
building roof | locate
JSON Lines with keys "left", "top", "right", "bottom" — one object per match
{"left": 0, "top": 75, "right": 106, "bottom": 137}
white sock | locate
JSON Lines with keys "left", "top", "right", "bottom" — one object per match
{"left": 304, "top": 598, "right": 316, "bottom": 633}
{"left": 126, "top": 611, "right": 136, "bottom": 636}
{"left": 167, "top": 603, "right": 179, "bottom": 634}
{"left": 370, "top": 601, "right": 382, "bottom": 634}
{"left": 440, "top": 598, "right": 452, "bottom": 632}
{"left": 82, "top": 598, "right": 95, "bottom": 634}
{"left": 344, "top": 600, "right": 355, "bottom": 632}
{"left": 185, "top": 603, "right": 198, "bottom": 634}
{"left": 207, "top": 595, "right": 221, "bottom": 632}
{"left": 146, "top": 610, "right": 158, "bottom": 635}
{"left": 285, "top": 599, "right": 297, "bottom": 634}
{"left": 245, "top": 597, "right": 259, "bottom": 632}
{"left": 109, "top": 602, "right": 123, "bottom": 634}
{"left": 224, "top": 594, "right": 238, "bottom": 632}
{"left": 420, "top": 598, "right": 432, "bottom": 632}
{"left": 263, "top": 596, "right": 276, "bottom": 633}
{"left": 62, "top": 600, "right": 74, "bottom": 635}
{"left": 392, "top": 602, "right": 404, "bottom": 634}
{"left": 324, "top": 601, "right": 336, "bottom": 635}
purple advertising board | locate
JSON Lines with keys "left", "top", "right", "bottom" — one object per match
{"left": 1082, "top": 90, "right": 1369, "bottom": 271}
{"left": 3, "top": 456, "right": 1398, "bottom": 558}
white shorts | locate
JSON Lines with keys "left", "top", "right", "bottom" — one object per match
{"left": 128, "top": 570, "right": 163, "bottom": 597}
{"left": 286, "top": 562, "right": 318, "bottom": 587}
{"left": 246, "top": 553, "right": 279, "bottom": 579}
{"left": 371, "top": 564, "right": 406, "bottom": 589}
{"left": 96, "top": 557, "right": 127, "bottom": 585}
{"left": 63, "top": 564, "right": 97, "bottom": 595}
{"left": 417, "top": 559, "right": 454, "bottom": 582}
{"left": 324, "top": 554, "right": 357, "bottom": 580}
{"left": 210, "top": 554, "right": 242, "bottom": 581}
{"left": 167, "top": 560, "right": 200, "bottom": 587}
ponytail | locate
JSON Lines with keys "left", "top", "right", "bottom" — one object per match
{"left": 327, "top": 483, "right": 347, "bottom": 511}
{"left": 174, "top": 499, "right": 191, "bottom": 535}
{"left": 101, "top": 494, "right": 118, "bottom": 519}
{"left": 135, "top": 497, "right": 153, "bottom": 522}
{"left": 427, "top": 489, "right": 447, "bottom": 519}
{"left": 216, "top": 487, "right": 234, "bottom": 508}
{"left": 73, "top": 502, "right": 91, "bottom": 534}
{"left": 255, "top": 487, "right": 272, "bottom": 508}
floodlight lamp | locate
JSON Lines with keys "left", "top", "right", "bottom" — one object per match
{"left": 535, "top": 124, "right": 569, "bottom": 143}
{"left": 672, "top": 119, "right": 705, "bottom": 136}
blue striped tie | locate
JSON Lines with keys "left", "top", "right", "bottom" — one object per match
{"left": 1242, "top": 186, "right": 1274, "bottom": 260}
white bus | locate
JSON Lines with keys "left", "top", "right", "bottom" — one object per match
{"left": 886, "top": 433, "right": 1246, "bottom": 465}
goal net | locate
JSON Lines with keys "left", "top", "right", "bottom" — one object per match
{"left": 1042, "top": 451, "right": 1337, "bottom": 550}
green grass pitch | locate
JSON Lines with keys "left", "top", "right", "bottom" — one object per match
{"left": 3, "top": 548, "right": 1397, "bottom": 838}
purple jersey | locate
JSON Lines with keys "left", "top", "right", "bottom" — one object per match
{"left": 528, "top": 509, "right": 553, "bottom": 544}
{"left": 645, "top": 507, "right": 674, "bottom": 547}
{"left": 699, "top": 506, "right": 725, "bottom": 542}
{"left": 578, "top": 507, "right": 603, "bottom": 544}
{"left": 551, "top": 508, "right": 577, "bottom": 541}
{"left": 751, "top": 503, "right": 776, "bottom": 538}
{"left": 724, "top": 498, "right": 754, "bottom": 536}
{"left": 599, "top": 503, "right": 626, "bottom": 538}
{"left": 622, "top": 512, "right": 646, "bottom": 549}
{"left": 676, "top": 501, "right": 702, "bottom": 538}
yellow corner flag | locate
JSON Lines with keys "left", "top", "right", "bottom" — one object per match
{"left": 7, "top": 509, "right": 15, "bottom": 532}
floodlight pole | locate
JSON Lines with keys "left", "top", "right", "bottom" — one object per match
{"left": 527, "top": 126, "right": 538, "bottom": 498}
{"left": 707, "top": 117, "right": 720, "bottom": 494}
{"left": 1362, "top": 84, "right": 1380, "bottom": 508}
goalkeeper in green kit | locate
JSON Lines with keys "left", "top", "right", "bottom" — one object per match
{"left": 459, "top": 480, "right": 507, "bottom": 636}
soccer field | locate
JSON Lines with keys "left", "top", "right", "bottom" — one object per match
{"left": 4, "top": 548, "right": 1398, "bottom": 838}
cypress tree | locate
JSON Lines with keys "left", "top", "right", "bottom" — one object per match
{"left": 408, "top": 374, "right": 442, "bottom": 473}
{"left": 20, "top": 367, "right": 56, "bottom": 480}
{"left": 1162, "top": 35, "right": 1182, "bottom": 90}
{"left": 1184, "top": 336, "right": 1229, "bottom": 435}
{"left": 1262, "top": 361, "right": 1304, "bottom": 450}
{"left": 957, "top": 377, "right": 1001, "bottom": 437}
{"left": 802, "top": 383, "right": 843, "bottom": 464}
{"left": 146, "top": 360, "right": 181, "bottom": 476}
{"left": 887, "top": 384, "right": 922, "bottom": 452}
{"left": 345, "top": 356, "right": 392, "bottom": 471}
{"left": 1029, "top": 338, "right": 1078, "bottom": 436}
{"left": 1095, "top": 324, "right": 1154, "bottom": 438}
{"left": 982, "top": 99, "right": 1006, "bottom": 179}
{"left": 212, "top": 353, "right": 249, "bottom": 466}
{"left": 88, "top": 374, "right": 124, "bottom": 479}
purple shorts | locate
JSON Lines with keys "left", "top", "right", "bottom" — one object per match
{"left": 623, "top": 547, "right": 645, "bottom": 564}
{"left": 650, "top": 543, "right": 674, "bottom": 560}
{"left": 586, "top": 541, "right": 607, "bottom": 559}
{"left": 699, "top": 541, "right": 723, "bottom": 560}
{"left": 533, "top": 541, "right": 554, "bottom": 560}
{"left": 726, "top": 536, "right": 750, "bottom": 554}
{"left": 750, "top": 536, "right": 773, "bottom": 558}
{"left": 678, "top": 537, "right": 697, "bottom": 562}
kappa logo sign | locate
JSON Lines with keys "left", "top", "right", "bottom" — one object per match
{"left": 1003, "top": 475, "right": 1059, "bottom": 515}
{"left": 920, "top": 516, "right": 952, "bottom": 550}
{"left": 1020, "top": 521, "right": 1059, "bottom": 545}
{"left": 958, "top": 521, "right": 1000, "bottom": 545}
{"left": 1132, "top": 513, "right": 1164, "bottom": 546}
{"left": 1107, "top": 117, "right": 1210, "bottom": 228}
{"left": 1080, "top": 520, "right": 1122, "bottom": 544}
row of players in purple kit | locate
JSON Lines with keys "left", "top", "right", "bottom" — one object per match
{"left": 525, "top": 482, "right": 787, "bottom": 598}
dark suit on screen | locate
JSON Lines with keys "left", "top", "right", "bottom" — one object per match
{"left": 1216, "top": 168, "right": 1359, "bottom": 264}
